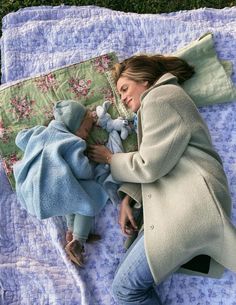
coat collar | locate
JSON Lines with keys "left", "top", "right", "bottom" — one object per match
{"left": 140, "top": 73, "right": 178, "bottom": 101}
{"left": 136, "top": 73, "right": 178, "bottom": 145}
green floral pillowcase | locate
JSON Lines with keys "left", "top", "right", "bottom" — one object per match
{"left": 0, "top": 53, "right": 138, "bottom": 188}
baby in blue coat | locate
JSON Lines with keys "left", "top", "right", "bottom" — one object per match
{"left": 13, "top": 100, "right": 109, "bottom": 266}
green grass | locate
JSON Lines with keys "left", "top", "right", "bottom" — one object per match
{"left": 0, "top": 0, "right": 236, "bottom": 21}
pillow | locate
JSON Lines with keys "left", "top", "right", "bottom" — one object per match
{"left": 173, "top": 33, "right": 236, "bottom": 106}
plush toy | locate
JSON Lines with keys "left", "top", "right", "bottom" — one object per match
{"left": 94, "top": 100, "right": 132, "bottom": 204}
{"left": 95, "top": 100, "right": 131, "bottom": 140}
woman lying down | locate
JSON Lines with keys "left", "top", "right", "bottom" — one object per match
{"left": 88, "top": 54, "right": 236, "bottom": 305}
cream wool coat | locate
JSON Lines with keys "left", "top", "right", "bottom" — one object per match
{"left": 111, "top": 73, "right": 236, "bottom": 284}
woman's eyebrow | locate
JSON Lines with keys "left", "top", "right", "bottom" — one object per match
{"left": 119, "top": 84, "right": 126, "bottom": 93}
{"left": 117, "top": 85, "right": 122, "bottom": 94}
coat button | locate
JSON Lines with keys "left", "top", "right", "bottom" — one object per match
{"left": 150, "top": 225, "right": 154, "bottom": 230}
{"left": 147, "top": 194, "right": 152, "bottom": 199}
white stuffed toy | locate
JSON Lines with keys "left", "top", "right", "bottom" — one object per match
{"left": 94, "top": 101, "right": 132, "bottom": 204}
{"left": 96, "top": 100, "right": 131, "bottom": 140}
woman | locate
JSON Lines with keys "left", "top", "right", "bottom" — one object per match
{"left": 89, "top": 55, "right": 236, "bottom": 305}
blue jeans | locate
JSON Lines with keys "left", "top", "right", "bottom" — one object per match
{"left": 112, "top": 231, "right": 162, "bottom": 305}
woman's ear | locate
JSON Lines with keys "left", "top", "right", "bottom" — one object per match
{"left": 143, "top": 81, "right": 149, "bottom": 87}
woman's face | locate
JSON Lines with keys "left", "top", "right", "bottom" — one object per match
{"left": 117, "top": 76, "right": 148, "bottom": 112}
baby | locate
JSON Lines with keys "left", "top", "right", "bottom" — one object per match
{"left": 13, "top": 100, "right": 109, "bottom": 266}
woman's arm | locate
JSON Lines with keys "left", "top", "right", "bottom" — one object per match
{"left": 118, "top": 182, "right": 142, "bottom": 208}
{"left": 119, "top": 194, "right": 138, "bottom": 236}
{"left": 111, "top": 97, "right": 191, "bottom": 183}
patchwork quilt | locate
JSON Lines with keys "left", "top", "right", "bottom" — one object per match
{"left": 1, "top": 5, "right": 236, "bottom": 305}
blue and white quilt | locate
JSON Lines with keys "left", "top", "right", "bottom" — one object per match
{"left": 1, "top": 5, "right": 236, "bottom": 305}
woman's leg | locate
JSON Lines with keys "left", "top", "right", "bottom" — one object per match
{"left": 112, "top": 231, "right": 162, "bottom": 305}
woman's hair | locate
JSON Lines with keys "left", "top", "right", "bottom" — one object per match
{"left": 112, "top": 54, "right": 194, "bottom": 86}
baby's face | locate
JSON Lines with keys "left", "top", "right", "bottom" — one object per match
{"left": 75, "top": 111, "right": 95, "bottom": 140}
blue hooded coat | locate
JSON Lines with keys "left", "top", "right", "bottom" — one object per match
{"left": 13, "top": 120, "right": 108, "bottom": 219}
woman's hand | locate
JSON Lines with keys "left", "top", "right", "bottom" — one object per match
{"left": 88, "top": 144, "right": 113, "bottom": 164}
{"left": 119, "top": 195, "right": 138, "bottom": 236}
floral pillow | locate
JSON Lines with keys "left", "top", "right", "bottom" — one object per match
{"left": 0, "top": 53, "right": 137, "bottom": 188}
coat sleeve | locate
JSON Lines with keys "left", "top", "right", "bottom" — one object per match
{"left": 118, "top": 182, "right": 142, "bottom": 208}
{"left": 65, "top": 140, "right": 93, "bottom": 180}
{"left": 111, "top": 96, "right": 191, "bottom": 183}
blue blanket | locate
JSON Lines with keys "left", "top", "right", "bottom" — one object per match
{"left": 13, "top": 120, "right": 108, "bottom": 218}
{"left": 1, "top": 5, "right": 236, "bottom": 305}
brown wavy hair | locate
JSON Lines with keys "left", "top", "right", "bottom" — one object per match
{"left": 112, "top": 54, "right": 194, "bottom": 86}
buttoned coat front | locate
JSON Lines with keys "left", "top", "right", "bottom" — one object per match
{"left": 111, "top": 73, "right": 236, "bottom": 284}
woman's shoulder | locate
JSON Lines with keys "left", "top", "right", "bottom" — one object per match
{"left": 141, "top": 82, "right": 201, "bottom": 129}
{"left": 141, "top": 73, "right": 182, "bottom": 99}
{"left": 146, "top": 78, "right": 196, "bottom": 109}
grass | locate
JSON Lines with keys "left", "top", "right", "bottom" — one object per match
{"left": 0, "top": 0, "right": 235, "bottom": 21}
